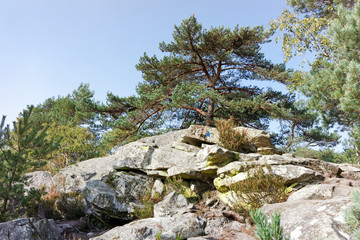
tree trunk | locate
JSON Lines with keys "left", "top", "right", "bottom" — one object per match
{"left": 206, "top": 98, "right": 215, "bottom": 126}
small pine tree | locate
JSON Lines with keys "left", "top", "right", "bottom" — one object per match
{"left": 0, "top": 106, "right": 58, "bottom": 221}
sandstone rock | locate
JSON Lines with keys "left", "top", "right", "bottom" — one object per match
{"left": 196, "top": 145, "right": 239, "bottom": 169}
{"left": 145, "top": 147, "right": 196, "bottom": 170}
{"left": 287, "top": 184, "right": 335, "bottom": 201}
{"left": 215, "top": 164, "right": 324, "bottom": 193}
{"left": 261, "top": 197, "right": 352, "bottom": 240}
{"left": 151, "top": 179, "right": 165, "bottom": 198}
{"left": 181, "top": 125, "right": 219, "bottom": 146}
{"left": 139, "top": 129, "right": 189, "bottom": 148}
{"left": 266, "top": 165, "right": 324, "bottom": 185}
{"left": 112, "top": 171, "right": 153, "bottom": 203}
{"left": 153, "top": 191, "right": 192, "bottom": 218}
{"left": 90, "top": 213, "right": 206, "bottom": 240}
{"left": 23, "top": 171, "right": 54, "bottom": 192}
{"left": 234, "top": 126, "right": 275, "bottom": 150}
{"left": 180, "top": 125, "right": 276, "bottom": 153}
{"left": 113, "top": 141, "right": 156, "bottom": 170}
{"left": 81, "top": 180, "right": 131, "bottom": 221}
{"left": 201, "top": 214, "right": 256, "bottom": 240}
{"left": 0, "top": 218, "right": 61, "bottom": 240}
{"left": 54, "top": 155, "right": 116, "bottom": 193}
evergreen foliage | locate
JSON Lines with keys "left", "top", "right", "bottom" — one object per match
{"left": 29, "top": 84, "right": 108, "bottom": 172}
{"left": 0, "top": 107, "right": 57, "bottom": 222}
{"left": 344, "top": 191, "right": 360, "bottom": 239}
{"left": 250, "top": 208, "right": 289, "bottom": 240}
{"left": 100, "top": 16, "right": 326, "bottom": 148}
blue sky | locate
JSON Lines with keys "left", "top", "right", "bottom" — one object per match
{"left": 0, "top": 0, "right": 290, "bottom": 124}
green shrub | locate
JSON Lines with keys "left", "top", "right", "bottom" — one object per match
{"left": 230, "top": 166, "right": 290, "bottom": 218}
{"left": 344, "top": 191, "right": 360, "bottom": 239}
{"left": 132, "top": 187, "right": 164, "bottom": 219}
{"left": 215, "top": 118, "right": 249, "bottom": 152}
{"left": 165, "top": 176, "right": 200, "bottom": 203}
{"left": 250, "top": 209, "right": 289, "bottom": 240}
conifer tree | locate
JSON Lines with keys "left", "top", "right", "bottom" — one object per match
{"left": 0, "top": 107, "right": 57, "bottom": 221}
{"left": 101, "top": 16, "right": 324, "bottom": 148}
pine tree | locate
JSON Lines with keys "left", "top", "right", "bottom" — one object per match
{"left": 0, "top": 107, "right": 57, "bottom": 221}
{"left": 101, "top": 15, "right": 324, "bottom": 148}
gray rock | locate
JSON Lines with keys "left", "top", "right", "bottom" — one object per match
{"left": 154, "top": 191, "right": 191, "bottom": 217}
{"left": 0, "top": 218, "right": 61, "bottom": 240}
{"left": 54, "top": 155, "right": 116, "bottom": 193}
{"left": 266, "top": 165, "right": 324, "bottom": 185}
{"left": 81, "top": 180, "right": 131, "bottom": 221}
{"left": 112, "top": 171, "right": 153, "bottom": 203}
{"left": 82, "top": 171, "right": 153, "bottom": 222}
{"left": 90, "top": 213, "right": 206, "bottom": 240}
{"left": 214, "top": 164, "right": 324, "bottom": 192}
{"left": 262, "top": 197, "right": 353, "bottom": 240}
{"left": 151, "top": 179, "right": 165, "bottom": 198}
{"left": 287, "top": 184, "right": 335, "bottom": 201}
{"left": 23, "top": 171, "right": 54, "bottom": 193}
{"left": 113, "top": 141, "right": 156, "bottom": 170}
{"left": 146, "top": 147, "right": 196, "bottom": 170}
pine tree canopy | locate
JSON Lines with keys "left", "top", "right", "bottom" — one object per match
{"left": 102, "top": 15, "right": 317, "bottom": 143}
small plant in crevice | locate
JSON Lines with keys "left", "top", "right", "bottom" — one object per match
{"left": 230, "top": 165, "right": 290, "bottom": 218}
{"left": 165, "top": 176, "right": 200, "bottom": 203}
{"left": 131, "top": 185, "right": 164, "bottom": 220}
{"left": 250, "top": 208, "right": 289, "bottom": 240}
{"left": 344, "top": 191, "right": 360, "bottom": 239}
{"left": 215, "top": 118, "right": 249, "bottom": 152}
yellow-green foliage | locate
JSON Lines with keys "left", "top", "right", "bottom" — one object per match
{"left": 215, "top": 118, "right": 249, "bottom": 152}
{"left": 230, "top": 166, "right": 289, "bottom": 218}
{"left": 132, "top": 187, "right": 164, "bottom": 220}
{"left": 165, "top": 176, "right": 199, "bottom": 202}
{"left": 344, "top": 191, "right": 360, "bottom": 239}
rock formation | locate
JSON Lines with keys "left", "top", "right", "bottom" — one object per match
{"left": 4, "top": 125, "right": 360, "bottom": 240}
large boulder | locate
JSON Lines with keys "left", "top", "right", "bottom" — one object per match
{"left": 82, "top": 171, "right": 153, "bottom": 222}
{"left": 153, "top": 191, "right": 192, "bottom": 218}
{"left": 81, "top": 180, "right": 131, "bottom": 222}
{"left": 90, "top": 213, "right": 206, "bottom": 240}
{"left": 261, "top": 178, "right": 360, "bottom": 240}
{"left": 23, "top": 171, "right": 54, "bottom": 193}
{"left": 54, "top": 155, "right": 117, "bottom": 193}
{"left": 179, "top": 125, "right": 276, "bottom": 153}
{"left": 0, "top": 218, "right": 61, "bottom": 240}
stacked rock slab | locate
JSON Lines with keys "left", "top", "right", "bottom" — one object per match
{"left": 17, "top": 125, "right": 360, "bottom": 239}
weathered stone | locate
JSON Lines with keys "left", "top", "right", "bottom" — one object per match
{"left": 234, "top": 126, "right": 274, "bottom": 150}
{"left": 90, "top": 213, "right": 206, "bottom": 240}
{"left": 196, "top": 145, "right": 239, "bottom": 169}
{"left": 172, "top": 141, "right": 201, "bottom": 153}
{"left": 154, "top": 191, "right": 191, "bottom": 217}
{"left": 112, "top": 171, "right": 153, "bottom": 203}
{"left": 24, "top": 171, "right": 54, "bottom": 191}
{"left": 151, "top": 179, "right": 165, "bottom": 198}
{"left": 54, "top": 155, "right": 116, "bottom": 193}
{"left": 265, "top": 165, "right": 325, "bottom": 185}
{"left": 337, "top": 163, "right": 360, "bottom": 180}
{"left": 261, "top": 197, "right": 353, "bottom": 240}
{"left": 201, "top": 214, "right": 256, "bottom": 240}
{"left": 0, "top": 218, "right": 61, "bottom": 240}
{"left": 146, "top": 147, "right": 196, "bottom": 170}
{"left": 113, "top": 141, "right": 156, "bottom": 170}
{"left": 287, "top": 184, "right": 335, "bottom": 201}
{"left": 81, "top": 180, "right": 131, "bottom": 221}
{"left": 181, "top": 125, "right": 219, "bottom": 146}
{"left": 139, "top": 129, "right": 189, "bottom": 148}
